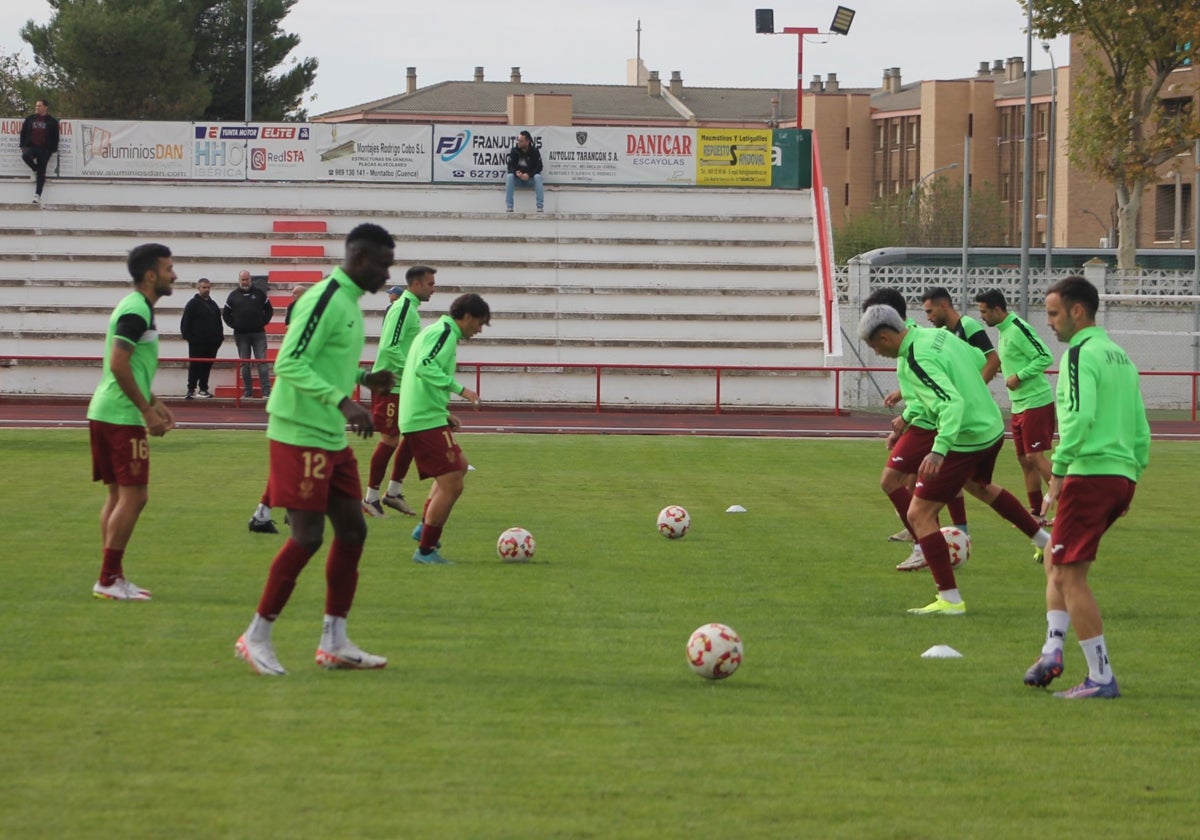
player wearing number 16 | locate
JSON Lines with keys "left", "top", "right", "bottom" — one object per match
{"left": 400, "top": 293, "right": 491, "bottom": 565}
{"left": 87, "top": 243, "right": 177, "bottom": 602}
{"left": 234, "top": 224, "right": 398, "bottom": 676}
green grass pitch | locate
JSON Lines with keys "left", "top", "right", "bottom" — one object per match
{"left": 1, "top": 429, "right": 1197, "bottom": 838}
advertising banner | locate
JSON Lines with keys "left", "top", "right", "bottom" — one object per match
{"left": 432, "top": 125, "right": 698, "bottom": 186}
{"left": 770, "top": 129, "right": 811, "bottom": 189}
{"left": 191, "top": 123, "right": 252, "bottom": 179}
{"left": 74, "top": 120, "right": 189, "bottom": 179}
{"left": 243, "top": 123, "right": 315, "bottom": 181}
{"left": 431, "top": 125, "right": 542, "bottom": 184}
{"left": 695, "top": 129, "right": 772, "bottom": 187}
{"left": 0, "top": 117, "right": 78, "bottom": 178}
{"left": 310, "top": 123, "right": 432, "bottom": 182}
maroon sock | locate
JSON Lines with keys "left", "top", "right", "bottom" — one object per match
{"left": 391, "top": 439, "right": 413, "bottom": 483}
{"left": 947, "top": 496, "right": 968, "bottom": 527}
{"left": 256, "top": 539, "right": 316, "bottom": 621}
{"left": 367, "top": 442, "right": 396, "bottom": 490}
{"left": 420, "top": 524, "right": 444, "bottom": 552}
{"left": 1028, "top": 490, "right": 1044, "bottom": 518}
{"left": 324, "top": 537, "right": 362, "bottom": 618}
{"left": 917, "top": 532, "right": 957, "bottom": 591}
{"left": 99, "top": 548, "right": 124, "bottom": 586}
{"left": 886, "top": 487, "right": 917, "bottom": 540}
{"left": 990, "top": 489, "right": 1040, "bottom": 536}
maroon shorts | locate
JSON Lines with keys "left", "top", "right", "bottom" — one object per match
{"left": 1012, "top": 403, "right": 1055, "bottom": 457}
{"left": 406, "top": 426, "right": 468, "bottom": 480}
{"left": 267, "top": 440, "right": 362, "bottom": 512}
{"left": 885, "top": 426, "right": 936, "bottom": 475}
{"left": 914, "top": 437, "right": 1003, "bottom": 503}
{"left": 1049, "top": 475, "right": 1137, "bottom": 565}
{"left": 90, "top": 420, "right": 149, "bottom": 486}
{"left": 370, "top": 392, "right": 400, "bottom": 437}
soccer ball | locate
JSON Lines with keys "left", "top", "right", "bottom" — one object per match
{"left": 657, "top": 505, "right": 691, "bottom": 539}
{"left": 941, "top": 526, "right": 971, "bottom": 568}
{"left": 686, "top": 623, "right": 743, "bottom": 680}
{"left": 496, "top": 526, "right": 536, "bottom": 562}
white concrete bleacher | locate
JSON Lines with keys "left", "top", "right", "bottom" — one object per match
{"left": 0, "top": 178, "right": 831, "bottom": 407}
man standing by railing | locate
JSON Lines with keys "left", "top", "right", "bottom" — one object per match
{"left": 223, "top": 270, "right": 274, "bottom": 398}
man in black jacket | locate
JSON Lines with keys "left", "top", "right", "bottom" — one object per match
{"left": 505, "top": 130, "right": 544, "bottom": 213}
{"left": 20, "top": 99, "right": 60, "bottom": 205}
{"left": 222, "top": 270, "right": 274, "bottom": 398}
{"left": 180, "top": 278, "right": 224, "bottom": 399}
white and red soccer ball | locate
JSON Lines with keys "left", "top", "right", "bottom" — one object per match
{"left": 686, "top": 623, "right": 743, "bottom": 680}
{"left": 941, "top": 526, "right": 971, "bottom": 568}
{"left": 657, "top": 505, "right": 691, "bottom": 539}
{"left": 496, "top": 527, "right": 536, "bottom": 562}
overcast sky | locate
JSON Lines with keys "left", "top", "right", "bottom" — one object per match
{"left": 2, "top": 0, "right": 1068, "bottom": 116}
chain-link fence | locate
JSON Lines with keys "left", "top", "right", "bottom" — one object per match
{"left": 834, "top": 262, "right": 1200, "bottom": 412}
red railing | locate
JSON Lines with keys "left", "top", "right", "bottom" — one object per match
{"left": 808, "top": 131, "right": 837, "bottom": 356}
{"left": 6, "top": 355, "right": 1199, "bottom": 421}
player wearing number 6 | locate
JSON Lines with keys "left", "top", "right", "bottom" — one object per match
{"left": 87, "top": 243, "right": 177, "bottom": 601}
{"left": 361, "top": 266, "right": 437, "bottom": 519}
{"left": 400, "top": 293, "right": 491, "bottom": 565}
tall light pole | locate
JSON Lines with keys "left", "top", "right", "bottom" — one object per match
{"left": 1018, "top": 1, "right": 1034, "bottom": 318}
{"left": 244, "top": 0, "right": 254, "bottom": 122}
{"left": 1042, "top": 43, "right": 1057, "bottom": 279}
{"left": 755, "top": 7, "right": 854, "bottom": 128}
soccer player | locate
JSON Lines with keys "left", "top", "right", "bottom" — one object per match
{"left": 1023, "top": 276, "right": 1149, "bottom": 699}
{"left": 921, "top": 286, "right": 1001, "bottom": 383}
{"left": 235, "top": 223, "right": 398, "bottom": 676}
{"left": 858, "top": 304, "right": 1050, "bottom": 615}
{"left": 974, "top": 289, "right": 1056, "bottom": 522}
{"left": 863, "top": 288, "right": 971, "bottom": 571}
{"left": 87, "top": 243, "right": 177, "bottom": 600}
{"left": 361, "top": 265, "right": 437, "bottom": 519}
{"left": 401, "top": 293, "right": 490, "bottom": 564}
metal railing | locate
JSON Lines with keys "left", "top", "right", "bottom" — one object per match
{"left": 6, "top": 355, "right": 1198, "bottom": 421}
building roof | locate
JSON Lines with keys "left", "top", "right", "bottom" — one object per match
{"left": 315, "top": 66, "right": 1057, "bottom": 125}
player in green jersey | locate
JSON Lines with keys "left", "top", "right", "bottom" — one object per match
{"left": 87, "top": 243, "right": 177, "bottom": 601}
{"left": 235, "top": 224, "right": 398, "bottom": 676}
{"left": 361, "top": 266, "right": 437, "bottom": 519}
{"left": 859, "top": 304, "right": 1050, "bottom": 616}
{"left": 921, "top": 286, "right": 1001, "bottom": 382}
{"left": 400, "top": 293, "right": 490, "bottom": 565}
{"left": 975, "top": 289, "right": 1056, "bottom": 522}
{"left": 1023, "top": 277, "right": 1150, "bottom": 699}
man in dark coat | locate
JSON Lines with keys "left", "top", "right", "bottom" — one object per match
{"left": 180, "top": 278, "right": 224, "bottom": 398}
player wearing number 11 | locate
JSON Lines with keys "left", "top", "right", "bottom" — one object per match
{"left": 235, "top": 223, "right": 398, "bottom": 676}
{"left": 400, "top": 293, "right": 491, "bottom": 565}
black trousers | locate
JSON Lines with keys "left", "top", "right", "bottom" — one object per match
{"left": 22, "top": 146, "right": 53, "bottom": 196}
{"left": 187, "top": 341, "right": 222, "bottom": 391}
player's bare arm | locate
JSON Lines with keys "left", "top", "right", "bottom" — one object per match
{"left": 338, "top": 396, "right": 375, "bottom": 438}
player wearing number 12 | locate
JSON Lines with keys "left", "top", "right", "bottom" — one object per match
{"left": 400, "top": 293, "right": 491, "bottom": 565}
{"left": 361, "top": 266, "right": 437, "bottom": 519}
{"left": 234, "top": 224, "right": 398, "bottom": 676}
{"left": 87, "top": 243, "right": 177, "bottom": 601}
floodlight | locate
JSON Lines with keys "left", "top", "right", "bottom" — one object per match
{"left": 830, "top": 6, "right": 855, "bottom": 35}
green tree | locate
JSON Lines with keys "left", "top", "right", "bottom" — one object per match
{"left": 188, "top": 0, "right": 317, "bottom": 121}
{"left": 1029, "top": 0, "right": 1200, "bottom": 268}
{"left": 21, "top": 0, "right": 316, "bottom": 121}
{"left": 22, "top": 0, "right": 210, "bottom": 119}
{"left": 0, "top": 48, "right": 49, "bottom": 116}
{"left": 833, "top": 178, "right": 1007, "bottom": 264}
